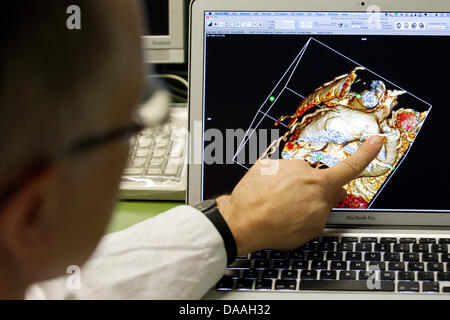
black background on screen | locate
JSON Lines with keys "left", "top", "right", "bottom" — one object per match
{"left": 203, "top": 34, "right": 449, "bottom": 211}
{"left": 144, "top": 0, "right": 169, "bottom": 36}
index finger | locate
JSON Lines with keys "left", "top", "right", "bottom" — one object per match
{"left": 327, "top": 136, "right": 383, "bottom": 187}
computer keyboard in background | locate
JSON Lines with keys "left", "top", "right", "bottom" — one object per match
{"left": 217, "top": 235, "right": 450, "bottom": 294}
{"left": 119, "top": 105, "right": 188, "bottom": 200}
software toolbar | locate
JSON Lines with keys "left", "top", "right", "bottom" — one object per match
{"left": 205, "top": 11, "right": 450, "bottom": 35}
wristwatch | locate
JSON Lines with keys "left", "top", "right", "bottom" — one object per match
{"left": 192, "top": 199, "right": 237, "bottom": 265}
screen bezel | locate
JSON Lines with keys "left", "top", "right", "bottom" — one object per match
{"left": 188, "top": 0, "right": 450, "bottom": 227}
{"left": 142, "top": 0, "right": 186, "bottom": 64}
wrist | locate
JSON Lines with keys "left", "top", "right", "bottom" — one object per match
{"left": 216, "top": 195, "right": 255, "bottom": 256}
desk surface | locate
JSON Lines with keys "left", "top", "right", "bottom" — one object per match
{"left": 106, "top": 201, "right": 184, "bottom": 234}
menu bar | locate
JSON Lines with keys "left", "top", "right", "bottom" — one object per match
{"left": 205, "top": 11, "right": 450, "bottom": 36}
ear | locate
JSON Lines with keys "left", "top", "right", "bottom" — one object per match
{"left": 0, "top": 163, "right": 57, "bottom": 261}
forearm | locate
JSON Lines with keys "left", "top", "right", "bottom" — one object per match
{"left": 26, "top": 206, "right": 227, "bottom": 300}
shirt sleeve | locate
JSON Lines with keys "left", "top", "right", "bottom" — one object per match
{"left": 25, "top": 205, "right": 227, "bottom": 300}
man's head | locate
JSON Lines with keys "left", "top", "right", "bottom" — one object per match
{"left": 0, "top": 1, "right": 145, "bottom": 297}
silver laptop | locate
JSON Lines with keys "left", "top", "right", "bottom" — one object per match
{"left": 188, "top": 0, "right": 450, "bottom": 298}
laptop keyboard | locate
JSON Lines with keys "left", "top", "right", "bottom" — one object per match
{"left": 217, "top": 236, "right": 450, "bottom": 294}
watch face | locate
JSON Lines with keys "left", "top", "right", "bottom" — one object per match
{"left": 193, "top": 199, "right": 217, "bottom": 212}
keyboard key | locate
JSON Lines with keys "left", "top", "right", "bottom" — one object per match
{"left": 311, "top": 261, "right": 328, "bottom": 270}
{"left": 384, "top": 253, "right": 401, "bottom": 261}
{"left": 350, "top": 261, "right": 367, "bottom": 270}
{"left": 398, "top": 271, "right": 415, "bottom": 281}
{"left": 216, "top": 276, "right": 234, "bottom": 291}
{"left": 431, "top": 244, "right": 448, "bottom": 253}
{"left": 330, "top": 261, "right": 347, "bottom": 270}
{"left": 322, "top": 237, "right": 339, "bottom": 243}
{"left": 299, "top": 243, "right": 316, "bottom": 252}
{"left": 255, "top": 279, "right": 272, "bottom": 291}
{"left": 289, "top": 251, "right": 305, "bottom": 260}
{"left": 393, "top": 243, "right": 410, "bottom": 252}
{"left": 442, "top": 253, "right": 450, "bottom": 262}
{"left": 346, "top": 252, "right": 362, "bottom": 261}
{"left": 272, "top": 260, "right": 289, "bottom": 270}
{"left": 228, "top": 260, "right": 251, "bottom": 269}
{"left": 374, "top": 243, "right": 391, "bottom": 252}
{"left": 253, "top": 260, "right": 270, "bottom": 270}
{"left": 423, "top": 253, "right": 439, "bottom": 262}
{"left": 365, "top": 252, "right": 381, "bottom": 261}
{"left": 250, "top": 251, "right": 266, "bottom": 259}
{"left": 388, "top": 262, "right": 405, "bottom": 271}
{"left": 242, "top": 269, "right": 259, "bottom": 279}
{"left": 224, "top": 269, "right": 240, "bottom": 279}
{"left": 169, "top": 141, "right": 184, "bottom": 157}
{"left": 412, "top": 244, "right": 429, "bottom": 253}
{"left": 301, "top": 270, "right": 317, "bottom": 280}
{"left": 164, "top": 158, "right": 181, "bottom": 176}
{"left": 318, "top": 242, "right": 334, "bottom": 252}
{"left": 400, "top": 238, "right": 417, "bottom": 244}
{"left": 269, "top": 251, "right": 290, "bottom": 260}
{"left": 149, "top": 157, "right": 164, "bottom": 167}
{"left": 320, "top": 270, "right": 337, "bottom": 280}
{"left": 443, "top": 287, "right": 450, "bottom": 293}
{"left": 419, "top": 238, "right": 436, "bottom": 244}
{"left": 418, "top": 271, "right": 434, "bottom": 281}
{"left": 398, "top": 281, "right": 420, "bottom": 292}
{"left": 340, "top": 271, "right": 356, "bottom": 280}
{"left": 359, "top": 271, "right": 376, "bottom": 280}
{"left": 291, "top": 260, "right": 308, "bottom": 270}
{"left": 408, "top": 262, "right": 425, "bottom": 272}
{"left": 368, "top": 262, "right": 386, "bottom": 271}
{"left": 281, "top": 270, "right": 298, "bottom": 280}
{"left": 299, "top": 280, "right": 394, "bottom": 292}
{"left": 138, "top": 136, "right": 152, "bottom": 147}
{"left": 147, "top": 167, "right": 162, "bottom": 175}
{"left": 381, "top": 271, "right": 396, "bottom": 281}
{"left": 152, "top": 148, "right": 166, "bottom": 158}
{"left": 274, "top": 280, "right": 297, "bottom": 291}
{"left": 342, "top": 237, "right": 358, "bottom": 242}
{"left": 355, "top": 243, "right": 372, "bottom": 252}
{"left": 361, "top": 237, "right": 378, "bottom": 243}
{"left": 262, "top": 269, "right": 278, "bottom": 279}
{"left": 337, "top": 242, "right": 353, "bottom": 251}
{"left": 308, "top": 252, "right": 324, "bottom": 260}
{"left": 422, "top": 282, "right": 440, "bottom": 293}
{"left": 123, "top": 167, "right": 143, "bottom": 176}
{"left": 327, "top": 252, "right": 343, "bottom": 261}
{"left": 236, "top": 279, "right": 253, "bottom": 291}
{"left": 135, "top": 148, "right": 150, "bottom": 157}
{"left": 380, "top": 237, "right": 397, "bottom": 244}
{"left": 403, "top": 253, "right": 419, "bottom": 262}
{"left": 437, "top": 272, "right": 450, "bottom": 281}
{"left": 427, "top": 262, "right": 444, "bottom": 272}
{"left": 439, "top": 238, "right": 450, "bottom": 244}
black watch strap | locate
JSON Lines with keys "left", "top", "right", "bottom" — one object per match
{"left": 192, "top": 200, "right": 237, "bottom": 265}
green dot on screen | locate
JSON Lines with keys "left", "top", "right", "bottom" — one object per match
{"left": 316, "top": 156, "right": 322, "bottom": 161}
{"left": 269, "top": 96, "right": 275, "bottom": 102}
{"left": 356, "top": 94, "right": 361, "bottom": 99}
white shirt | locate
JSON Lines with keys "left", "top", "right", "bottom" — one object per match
{"left": 25, "top": 205, "right": 227, "bottom": 299}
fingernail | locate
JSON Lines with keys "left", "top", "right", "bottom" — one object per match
{"left": 368, "top": 136, "right": 382, "bottom": 146}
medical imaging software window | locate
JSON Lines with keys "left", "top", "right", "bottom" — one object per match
{"left": 202, "top": 32, "right": 450, "bottom": 213}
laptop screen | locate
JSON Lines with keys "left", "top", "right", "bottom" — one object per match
{"left": 201, "top": 11, "right": 450, "bottom": 213}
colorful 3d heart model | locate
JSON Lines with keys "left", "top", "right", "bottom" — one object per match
{"left": 262, "top": 67, "right": 428, "bottom": 209}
